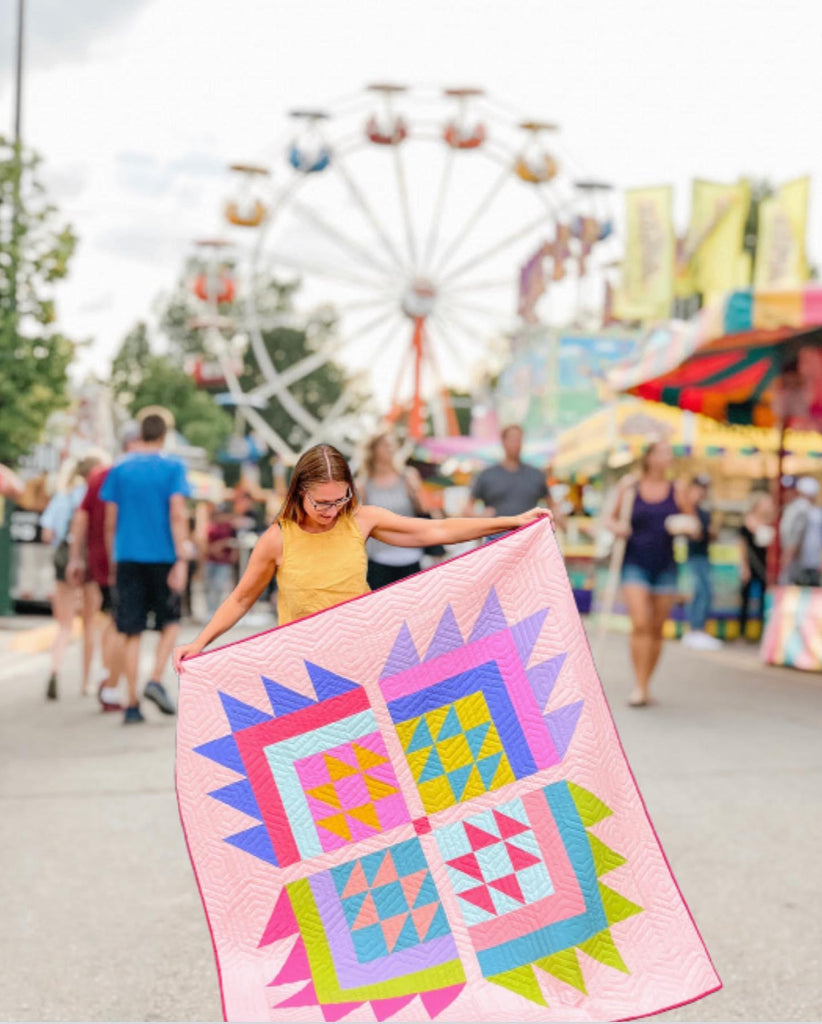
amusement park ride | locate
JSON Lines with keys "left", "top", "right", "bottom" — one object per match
{"left": 189, "top": 85, "right": 616, "bottom": 460}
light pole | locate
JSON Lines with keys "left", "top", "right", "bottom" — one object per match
{"left": 0, "top": 0, "right": 25, "bottom": 617}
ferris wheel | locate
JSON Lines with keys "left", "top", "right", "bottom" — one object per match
{"left": 194, "top": 84, "right": 616, "bottom": 460}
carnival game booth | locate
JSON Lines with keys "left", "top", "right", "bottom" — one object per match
{"left": 554, "top": 397, "right": 822, "bottom": 639}
{"left": 608, "top": 285, "right": 822, "bottom": 670}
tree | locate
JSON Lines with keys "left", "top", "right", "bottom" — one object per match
{"left": 109, "top": 321, "right": 233, "bottom": 461}
{"left": 0, "top": 136, "right": 78, "bottom": 465}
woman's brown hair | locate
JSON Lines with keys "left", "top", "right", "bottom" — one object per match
{"left": 278, "top": 444, "right": 359, "bottom": 524}
{"left": 363, "top": 431, "right": 397, "bottom": 479}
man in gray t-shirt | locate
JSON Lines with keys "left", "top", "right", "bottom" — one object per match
{"left": 464, "top": 425, "right": 549, "bottom": 518}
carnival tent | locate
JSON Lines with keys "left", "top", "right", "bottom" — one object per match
{"left": 607, "top": 286, "right": 822, "bottom": 428}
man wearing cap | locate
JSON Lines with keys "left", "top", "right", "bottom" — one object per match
{"left": 780, "top": 476, "right": 822, "bottom": 587}
{"left": 682, "top": 474, "right": 722, "bottom": 650}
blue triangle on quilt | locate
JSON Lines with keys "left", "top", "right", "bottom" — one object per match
{"left": 543, "top": 700, "right": 584, "bottom": 758}
{"left": 419, "top": 746, "right": 446, "bottom": 783}
{"left": 424, "top": 604, "right": 464, "bottom": 661}
{"left": 526, "top": 653, "right": 567, "bottom": 710}
{"left": 209, "top": 778, "right": 263, "bottom": 820}
{"left": 468, "top": 587, "right": 508, "bottom": 641}
{"left": 392, "top": 914, "right": 421, "bottom": 953}
{"left": 304, "top": 662, "right": 360, "bottom": 701}
{"left": 476, "top": 751, "right": 503, "bottom": 789}
{"left": 225, "top": 824, "right": 278, "bottom": 865}
{"left": 218, "top": 691, "right": 274, "bottom": 732}
{"left": 437, "top": 705, "right": 463, "bottom": 741}
{"left": 261, "top": 676, "right": 316, "bottom": 716}
{"left": 424, "top": 903, "right": 451, "bottom": 941}
{"left": 509, "top": 607, "right": 549, "bottom": 666}
{"left": 464, "top": 722, "right": 491, "bottom": 759}
{"left": 406, "top": 717, "right": 434, "bottom": 753}
{"left": 446, "top": 764, "right": 474, "bottom": 801}
{"left": 379, "top": 622, "right": 420, "bottom": 679}
{"left": 193, "top": 734, "right": 245, "bottom": 774}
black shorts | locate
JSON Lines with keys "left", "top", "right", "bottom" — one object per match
{"left": 115, "top": 562, "right": 181, "bottom": 636}
{"left": 366, "top": 559, "right": 422, "bottom": 591}
{"left": 99, "top": 584, "right": 116, "bottom": 615}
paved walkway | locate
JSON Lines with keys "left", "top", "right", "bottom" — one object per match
{"left": 1, "top": 615, "right": 820, "bottom": 1021}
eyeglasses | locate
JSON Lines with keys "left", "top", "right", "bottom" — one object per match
{"left": 305, "top": 489, "right": 352, "bottom": 512}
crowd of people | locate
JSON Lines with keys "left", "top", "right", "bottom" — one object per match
{"left": 36, "top": 413, "right": 822, "bottom": 719}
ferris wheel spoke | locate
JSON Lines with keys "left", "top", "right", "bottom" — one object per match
{"left": 432, "top": 163, "right": 512, "bottom": 276}
{"left": 335, "top": 294, "right": 400, "bottom": 315}
{"left": 324, "top": 144, "right": 409, "bottom": 273}
{"left": 302, "top": 388, "right": 356, "bottom": 449}
{"left": 263, "top": 251, "right": 389, "bottom": 291}
{"left": 439, "top": 297, "right": 511, "bottom": 321}
{"left": 289, "top": 199, "right": 398, "bottom": 279}
{"left": 217, "top": 346, "right": 294, "bottom": 458}
{"left": 392, "top": 144, "right": 419, "bottom": 270}
{"left": 244, "top": 303, "right": 325, "bottom": 437}
{"left": 430, "top": 314, "right": 471, "bottom": 365}
{"left": 421, "top": 146, "right": 455, "bottom": 271}
{"left": 338, "top": 307, "right": 402, "bottom": 353}
{"left": 441, "top": 211, "right": 554, "bottom": 284}
{"left": 441, "top": 276, "right": 514, "bottom": 295}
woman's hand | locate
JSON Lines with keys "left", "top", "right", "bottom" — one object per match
{"left": 609, "top": 522, "right": 632, "bottom": 540}
{"left": 515, "top": 507, "right": 554, "bottom": 528}
{"left": 174, "top": 641, "right": 204, "bottom": 674}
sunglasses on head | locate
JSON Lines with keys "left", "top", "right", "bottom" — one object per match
{"left": 305, "top": 488, "right": 352, "bottom": 512}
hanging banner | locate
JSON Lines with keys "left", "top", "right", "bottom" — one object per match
{"left": 687, "top": 179, "right": 751, "bottom": 303}
{"left": 753, "top": 177, "right": 810, "bottom": 290}
{"left": 614, "top": 186, "right": 674, "bottom": 321}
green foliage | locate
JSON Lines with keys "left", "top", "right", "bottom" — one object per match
{"left": 110, "top": 321, "right": 233, "bottom": 461}
{"left": 0, "top": 136, "right": 78, "bottom": 465}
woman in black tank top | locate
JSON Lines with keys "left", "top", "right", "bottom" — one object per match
{"left": 605, "top": 441, "right": 695, "bottom": 707}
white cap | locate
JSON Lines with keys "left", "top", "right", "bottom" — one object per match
{"left": 797, "top": 476, "right": 820, "bottom": 498}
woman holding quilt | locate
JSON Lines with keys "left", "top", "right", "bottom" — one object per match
{"left": 174, "top": 444, "right": 550, "bottom": 669}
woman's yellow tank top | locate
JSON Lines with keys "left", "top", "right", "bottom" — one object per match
{"left": 277, "top": 515, "right": 369, "bottom": 626}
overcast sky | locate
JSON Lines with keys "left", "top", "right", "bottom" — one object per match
{"left": 1, "top": 0, "right": 820, "bottom": 391}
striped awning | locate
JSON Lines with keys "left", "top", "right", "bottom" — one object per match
{"left": 607, "top": 286, "right": 822, "bottom": 427}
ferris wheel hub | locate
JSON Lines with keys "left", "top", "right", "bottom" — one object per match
{"left": 401, "top": 278, "right": 437, "bottom": 319}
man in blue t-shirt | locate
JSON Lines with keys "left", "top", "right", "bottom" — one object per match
{"left": 101, "top": 413, "right": 191, "bottom": 723}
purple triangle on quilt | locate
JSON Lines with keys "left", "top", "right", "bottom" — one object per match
{"left": 543, "top": 700, "right": 584, "bottom": 758}
{"left": 379, "top": 622, "right": 420, "bottom": 679}
{"left": 208, "top": 779, "right": 262, "bottom": 821}
{"left": 261, "top": 676, "right": 316, "bottom": 716}
{"left": 526, "top": 653, "right": 567, "bottom": 710}
{"left": 468, "top": 587, "right": 508, "bottom": 641}
{"left": 218, "top": 691, "right": 273, "bottom": 731}
{"left": 424, "top": 604, "right": 463, "bottom": 660}
{"left": 304, "top": 662, "right": 361, "bottom": 701}
{"left": 509, "top": 607, "right": 549, "bottom": 666}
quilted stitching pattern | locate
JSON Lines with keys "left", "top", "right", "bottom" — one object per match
{"left": 177, "top": 521, "right": 720, "bottom": 1021}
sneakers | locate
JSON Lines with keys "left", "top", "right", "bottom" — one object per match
{"left": 682, "top": 630, "right": 723, "bottom": 651}
{"left": 123, "top": 704, "right": 145, "bottom": 725}
{"left": 45, "top": 673, "right": 58, "bottom": 701}
{"left": 97, "top": 680, "right": 124, "bottom": 713}
{"left": 144, "top": 680, "right": 176, "bottom": 715}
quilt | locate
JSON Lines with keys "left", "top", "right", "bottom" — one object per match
{"left": 177, "top": 520, "right": 720, "bottom": 1021}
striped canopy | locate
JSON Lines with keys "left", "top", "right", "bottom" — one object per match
{"left": 608, "top": 287, "right": 822, "bottom": 428}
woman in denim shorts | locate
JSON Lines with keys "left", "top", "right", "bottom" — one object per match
{"left": 606, "top": 442, "right": 695, "bottom": 707}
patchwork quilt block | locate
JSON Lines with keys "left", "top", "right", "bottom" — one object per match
{"left": 177, "top": 520, "right": 720, "bottom": 1021}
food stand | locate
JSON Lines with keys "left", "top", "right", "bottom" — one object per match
{"left": 607, "top": 285, "right": 822, "bottom": 670}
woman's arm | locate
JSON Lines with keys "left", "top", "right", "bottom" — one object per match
{"left": 358, "top": 505, "right": 550, "bottom": 548}
{"left": 173, "top": 525, "right": 282, "bottom": 671}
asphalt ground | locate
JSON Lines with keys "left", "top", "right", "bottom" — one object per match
{"left": 1, "top": 616, "right": 820, "bottom": 1021}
